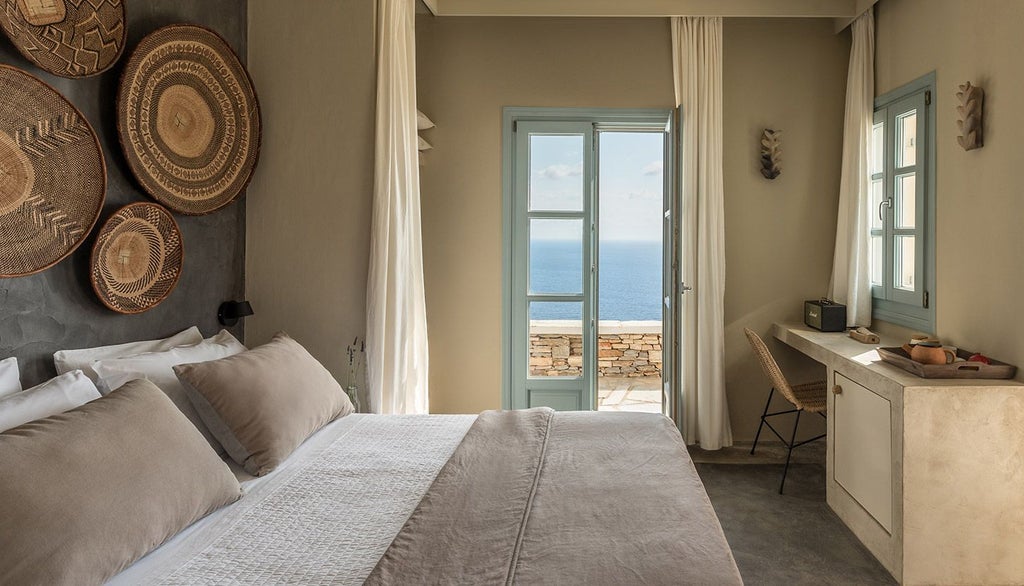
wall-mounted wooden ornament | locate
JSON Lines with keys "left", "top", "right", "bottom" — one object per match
{"left": 956, "top": 82, "right": 984, "bottom": 151}
{"left": 760, "top": 129, "right": 782, "bottom": 179}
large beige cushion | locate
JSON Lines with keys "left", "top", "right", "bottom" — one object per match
{"left": 174, "top": 332, "right": 354, "bottom": 476}
{"left": 0, "top": 379, "right": 241, "bottom": 585}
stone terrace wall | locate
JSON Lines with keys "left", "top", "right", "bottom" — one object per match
{"left": 529, "top": 333, "right": 662, "bottom": 378}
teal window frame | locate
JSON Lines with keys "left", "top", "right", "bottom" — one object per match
{"left": 871, "top": 72, "right": 937, "bottom": 333}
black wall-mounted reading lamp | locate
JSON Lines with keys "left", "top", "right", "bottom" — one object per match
{"left": 218, "top": 300, "right": 254, "bottom": 327}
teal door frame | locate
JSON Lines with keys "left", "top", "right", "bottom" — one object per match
{"left": 502, "top": 107, "right": 676, "bottom": 411}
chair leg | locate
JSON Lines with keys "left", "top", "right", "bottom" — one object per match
{"left": 779, "top": 409, "right": 803, "bottom": 494}
{"left": 750, "top": 387, "right": 775, "bottom": 455}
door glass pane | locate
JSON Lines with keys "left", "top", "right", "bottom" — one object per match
{"left": 894, "top": 235, "right": 916, "bottom": 291}
{"left": 870, "top": 234, "right": 883, "bottom": 287}
{"left": 870, "top": 178, "right": 884, "bottom": 230}
{"left": 895, "top": 173, "right": 916, "bottom": 229}
{"left": 871, "top": 122, "right": 884, "bottom": 175}
{"left": 596, "top": 131, "right": 664, "bottom": 413}
{"left": 530, "top": 134, "right": 584, "bottom": 211}
{"left": 529, "top": 218, "right": 583, "bottom": 295}
{"left": 896, "top": 111, "right": 917, "bottom": 168}
{"left": 529, "top": 301, "right": 583, "bottom": 378}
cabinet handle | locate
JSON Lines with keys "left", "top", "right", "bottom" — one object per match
{"left": 833, "top": 384, "right": 843, "bottom": 395}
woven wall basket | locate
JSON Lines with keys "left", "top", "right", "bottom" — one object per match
{"left": 117, "top": 24, "right": 262, "bottom": 216}
{"left": 90, "top": 202, "right": 182, "bottom": 314}
{"left": 0, "top": 0, "right": 126, "bottom": 78}
{"left": 0, "top": 65, "right": 106, "bottom": 278}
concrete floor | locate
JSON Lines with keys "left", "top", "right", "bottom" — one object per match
{"left": 690, "top": 440, "right": 827, "bottom": 466}
{"left": 598, "top": 383, "right": 892, "bottom": 583}
{"left": 692, "top": 444, "right": 895, "bottom": 585}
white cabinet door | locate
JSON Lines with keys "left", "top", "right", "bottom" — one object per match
{"left": 834, "top": 372, "right": 893, "bottom": 533}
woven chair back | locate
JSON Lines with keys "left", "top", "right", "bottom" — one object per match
{"left": 744, "top": 328, "right": 802, "bottom": 408}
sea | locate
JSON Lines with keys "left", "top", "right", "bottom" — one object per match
{"left": 529, "top": 240, "right": 662, "bottom": 321}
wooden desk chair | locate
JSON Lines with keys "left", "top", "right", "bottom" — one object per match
{"left": 744, "top": 328, "right": 827, "bottom": 494}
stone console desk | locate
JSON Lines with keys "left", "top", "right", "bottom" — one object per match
{"left": 773, "top": 323, "right": 1024, "bottom": 585}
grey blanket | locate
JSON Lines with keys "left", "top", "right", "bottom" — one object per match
{"left": 366, "top": 408, "right": 742, "bottom": 585}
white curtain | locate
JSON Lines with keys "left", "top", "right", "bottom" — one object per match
{"left": 367, "top": 0, "right": 429, "bottom": 415}
{"left": 828, "top": 10, "right": 875, "bottom": 327}
{"left": 672, "top": 17, "right": 732, "bottom": 450}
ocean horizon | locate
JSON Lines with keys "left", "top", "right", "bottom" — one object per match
{"left": 529, "top": 240, "right": 662, "bottom": 321}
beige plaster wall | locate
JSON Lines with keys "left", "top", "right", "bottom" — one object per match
{"left": 722, "top": 18, "right": 849, "bottom": 441}
{"left": 875, "top": 0, "right": 1024, "bottom": 379}
{"left": 415, "top": 16, "right": 674, "bottom": 414}
{"left": 417, "top": 16, "right": 850, "bottom": 438}
{"left": 245, "top": 1, "right": 375, "bottom": 388}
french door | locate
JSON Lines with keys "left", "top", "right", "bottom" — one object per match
{"left": 506, "top": 110, "right": 675, "bottom": 412}
{"left": 510, "top": 121, "right": 595, "bottom": 410}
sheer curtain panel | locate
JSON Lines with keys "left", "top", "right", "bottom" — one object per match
{"left": 828, "top": 10, "right": 875, "bottom": 327}
{"left": 366, "top": 0, "right": 430, "bottom": 414}
{"left": 672, "top": 17, "right": 732, "bottom": 450}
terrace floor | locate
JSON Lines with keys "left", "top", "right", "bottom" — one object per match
{"left": 597, "top": 375, "right": 662, "bottom": 413}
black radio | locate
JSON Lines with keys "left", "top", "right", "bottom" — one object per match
{"left": 804, "top": 299, "right": 847, "bottom": 332}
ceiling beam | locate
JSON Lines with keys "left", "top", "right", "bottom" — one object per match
{"left": 431, "top": 0, "right": 862, "bottom": 18}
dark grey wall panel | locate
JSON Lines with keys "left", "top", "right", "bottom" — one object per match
{"left": 0, "top": 0, "right": 248, "bottom": 387}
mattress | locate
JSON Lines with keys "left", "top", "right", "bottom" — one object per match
{"left": 109, "top": 413, "right": 475, "bottom": 585}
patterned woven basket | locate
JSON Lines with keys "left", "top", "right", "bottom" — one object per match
{"left": 90, "top": 202, "right": 183, "bottom": 314}
{"left": 116, "top": 24, "right": 262, "bottom": 216}
{"left": 0, "top": 64, "right": 106, "bottom": 278}
{"left": 0, "top": 0, "right": 126, "bottom": 78}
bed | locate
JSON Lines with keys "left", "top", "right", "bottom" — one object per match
{"left": 1, "top": 331, "right": 740, "bottom": 584}
{"left": 110, "top": 409, "right": 742, "bottom": 585}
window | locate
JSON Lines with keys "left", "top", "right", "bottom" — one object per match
{"left": 870, "top": 72, "right": 936, "bottom": 333}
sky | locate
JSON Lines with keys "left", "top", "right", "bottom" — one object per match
{"left": 529, "top": 131, "right": 664, "bottom": 242}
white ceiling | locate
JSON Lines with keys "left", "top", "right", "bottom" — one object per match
{"left": 417, "top": 0, "right": 879, "bottom": 33}
{"left": 419, "top": 0, "right": 875, "bottom": 18}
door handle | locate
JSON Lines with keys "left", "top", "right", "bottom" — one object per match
{"left": 681, "top": 284, "right": 693, "bottom": 294}
{"left": 833, "top": 384, "right": 843, "bottom": 395}
{"left": 878, "top": 198, "right": 892, "bottom": 222}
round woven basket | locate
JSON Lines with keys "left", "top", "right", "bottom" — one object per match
{"left": 0, "top": 65, "right": 106, "bottom": 278}
{"left": 90, "top": 202, "right": 183, "bottom": 314}
{"left": 0, "top": 0, "right": 126, "bottom": 78}
{"left": 116, "top": 24, "right": 261, "bottom": 216}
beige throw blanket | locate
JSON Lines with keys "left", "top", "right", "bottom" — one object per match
{"left": 366, "top": 408, "right": 742, "bottom": 585}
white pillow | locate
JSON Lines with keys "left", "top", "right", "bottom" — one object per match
{"left": 0, "top": 370, "right": 101, "bottom": 433}
{"left": 54, "top": 327, "right": 204, "bottom": 383}
{"left": 0, "top": 357, "right": 21, "bottom": 398}
{"left": 92, "top": 330, "right": 247, "bottom": 453}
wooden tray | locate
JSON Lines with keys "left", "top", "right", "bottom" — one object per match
{"left": 877, "top": 347, "right": 1017, "bottom": 379}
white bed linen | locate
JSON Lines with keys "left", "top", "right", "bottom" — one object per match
{"left": 108, "top": 413, "right": 475, "bottom": 585}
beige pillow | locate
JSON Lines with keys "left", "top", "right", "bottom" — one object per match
{"left": 0, "top": 379, "right": 240, "bottom": 585}
{"left": 174, "top": 332, "right": 354, "bottom": 476}
{"left": 92, "top": 329, "right": 248, "bottom": 454}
